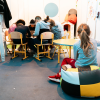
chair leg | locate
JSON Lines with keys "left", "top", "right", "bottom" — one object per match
{"left": 48, "top": 45, "right": 50, "bottom": 57}
{"left": 46, "top": 45, "right": 52, "bottom": 59}
{"left": 52, "top": 45, "right": 56, "bottom": 57}
{"left": 22, "top": 45, "right": 24, "bottom": 55}
{"left": 54, "top": 45, "right": 66, "bottom": 58}
{"left": 43, "top": 45, "right": 45, "bottom": 56}
{"left": 22, "top": 45, "right": 28, "bottom": 60}
{"left": 58, "top": 45, "right": 61, "bottom": 63}
{"left": 62, "top": 48, "right": 66, "bottom": 58}
{"left": 60, "top": 45, "right": 66, "bottom": 58}
{"left": 35, "top": 45, "right": 41, "bottom": 61}
{"left": 11, "top": 45, "right": 18, "bottom": 59}
{"left": 66, "top": 46, "right": 69, "bottom": 53}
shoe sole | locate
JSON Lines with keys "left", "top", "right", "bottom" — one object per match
{"left": 48, "top": 77, "right": 60, "bottom": 83}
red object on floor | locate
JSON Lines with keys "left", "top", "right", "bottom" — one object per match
{"left": 48, "top": 73, "right": 61, "bottom": 83}
{"left": 48, "top": 58, "right": 76, "bottom": 82}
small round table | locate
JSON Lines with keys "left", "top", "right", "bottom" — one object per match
{"left": 53, "top": 39, "right": 78, "bottom": 63}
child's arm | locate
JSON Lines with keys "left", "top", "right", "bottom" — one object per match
{"left": 33, "top": 22, "right": 40, "bottom": 36}
{"left": 73, "top": 44, "right": 78, "bottom": 60}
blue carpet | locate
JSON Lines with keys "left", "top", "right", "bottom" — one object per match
{"left": 0, "top": 53, "right": 100, "bottom": 100}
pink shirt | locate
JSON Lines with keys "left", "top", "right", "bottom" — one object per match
{"left": 8, "top": 24, "right": 17, "bottom": 33}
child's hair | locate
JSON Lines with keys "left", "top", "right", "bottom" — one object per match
{"left": 16, "top": 19, "right": 25, "bottom": 26}
{"left": 49, "top": 19, "right": 55, "bottom": 29}
{"left": 30, "top": 19, "right": 35, "bottom": 24}
{"left": 77, "top": 24, "right": 93, "bottom": 56}
{"left": 35, "top": 16, "right": 41, "bottom": 21}
{"left": 44, "top": 16, "right": 50, "bottom": 23}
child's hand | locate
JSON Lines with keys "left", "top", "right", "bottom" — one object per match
{"left": 62, "top": 64, "right": 72, "bottom": 71}
{"left": 62, "top": 65, "right": 67, "bottom": 71}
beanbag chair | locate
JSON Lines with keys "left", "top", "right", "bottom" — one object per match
{"left": 60, "top": 65, "right": 100, "bottom": 98}
{"left": 68, "top": 14, "right": 77, "bottom": 24}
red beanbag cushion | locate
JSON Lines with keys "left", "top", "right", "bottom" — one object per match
{"left": 68, "top": 14, "right": 77, "bottom": 24}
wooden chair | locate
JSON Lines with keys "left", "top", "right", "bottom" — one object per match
{"left": 35, "top": 32, "right": 54, "bottom": 61}
{"left": 9, "top": 31, "right": 28, "bottom": 60}
{"left": 52, "top": 31, "right": 70, "bottom": 58}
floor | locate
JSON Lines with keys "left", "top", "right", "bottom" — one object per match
{"left": 0, "top": 50, "right": 100, "bottom": 100}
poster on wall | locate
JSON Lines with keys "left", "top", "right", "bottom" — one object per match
{"left": 87, "top": 0, "right": 98, "bottom": 39}
{"left": 95, "top": 0, "right": 100, "bottom": 41}
{"left": 87, "top": 0, "right": 97, "bottom": 19}
{"left": 97, "top": 0, "right": 100, "bottom": 12}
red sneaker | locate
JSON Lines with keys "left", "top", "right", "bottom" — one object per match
{"left": 48, "top": 73, "right": 61, "bottom": 82}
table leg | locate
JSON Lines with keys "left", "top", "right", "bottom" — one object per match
{"left": 69, "top": 46, "right": 71, "bottom": 58}
{"left": 58, "top": 45, "right": 61, "bottom": 63}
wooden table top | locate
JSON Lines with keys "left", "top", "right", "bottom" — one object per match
{"left": 53, "top": 39, "right": 79, "bottom": 46}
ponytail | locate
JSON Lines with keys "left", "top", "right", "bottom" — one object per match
{"left": 44, "top": 16, "right": 49, "bottom": 23}
{"left": 77, "top": 24, "right": 93, "bottom": 56}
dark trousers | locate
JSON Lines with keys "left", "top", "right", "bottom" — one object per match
{"left": 28, "top": 38, "right": 42, "bottom": 53}
{"left": 13, "top": 39, "right": 27, "bottom": 49}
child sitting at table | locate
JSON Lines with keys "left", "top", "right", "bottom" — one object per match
{"left": 49, "top": 19, "right": 61, "bottom": 40}
{"left": 48, "top": 23, "right": 100, "bottom": 82}
{"left": 28, "top": 16, "right": 50, "bottom": 57}
{"left": 28, "top": 19, "right": 35, "bottom": 36}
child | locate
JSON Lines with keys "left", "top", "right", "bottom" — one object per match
{"left": 48, "top": 24, "right": 100, "bottom": 82}
{"left": 28, "top": 16, "right": 50, "bottom": 57}
{"left": 49, "top": 19, "right": 61, "bottom": 40}
{"left": 29, "top": 19, "right": 35, "bottom": 30}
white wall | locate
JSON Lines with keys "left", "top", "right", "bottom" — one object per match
{"left": 76, "top": 0, "right": 88, "bottom": 36}
{"left": 59, "top": 0, "right": 76, "bottom": 23}
{"left": 77, "top": 0, "right": 88, "bottom": 26}
{"left": 7, "top": 0, "right": 94, "bottom": 38}
{"left": 6, "top": 0, "right": 77, "bottom": 26}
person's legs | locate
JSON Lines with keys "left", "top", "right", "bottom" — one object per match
{"left": 59, "top": 58, "right": 76, "bottom": 72}
{"left": 48, "top": 58, "right": 76, "bottom": 82}
{"left": 28, "top": 38, "right": 42, "bottom": 53}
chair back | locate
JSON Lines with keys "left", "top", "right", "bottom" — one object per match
{"left": 40, "top": 32, "right": 54, "bottom": 44}
{"left": 41, "top": 32, "right": 54, "bottom": 39}
{"left": 9, "top": 31, "right": 23, "bottom": 44}
{"left": 9, "top": 31, "right": 23, "bottom": 39}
